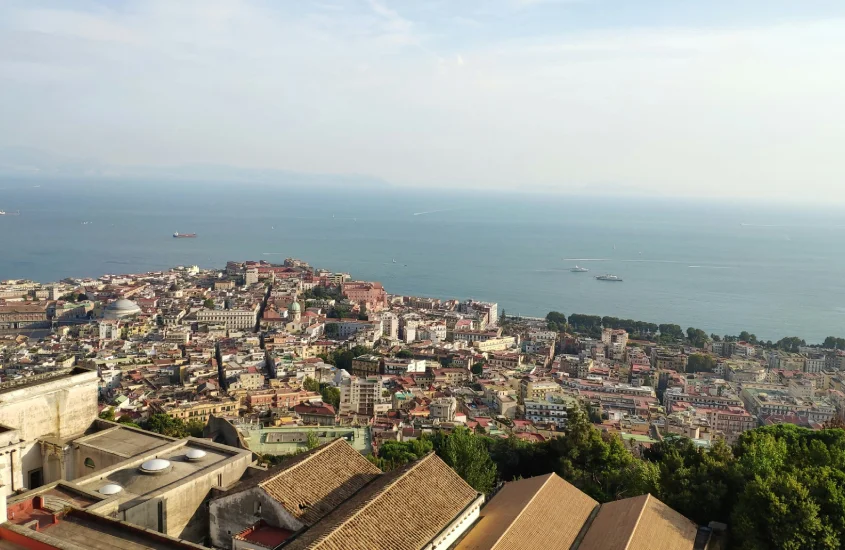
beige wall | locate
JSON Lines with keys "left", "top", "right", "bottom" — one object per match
{"left": 0, "top": 369, "right": 98, "bottom": 495}
{"left": 0, "top": 369, "right": 98, "bottom": 442}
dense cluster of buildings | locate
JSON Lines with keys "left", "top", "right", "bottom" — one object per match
{"left": 0, "top": 258, "right": 842, "bottom": 548}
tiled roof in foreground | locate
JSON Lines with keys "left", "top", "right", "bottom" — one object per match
{"left": 258, "top": 438, "right": 381, "bottom": 526}
{"left": 454, "top": 473, "right": 598, "bottom": 550}
{"left": 578, "top": 493, "right": 697, "bottom": 550}
{"left": 284, "top": 452, "right": 480, "bottom": 550}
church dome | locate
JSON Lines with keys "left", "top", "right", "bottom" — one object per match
{"left": 104, "top": 298, "right": 141, "bottom": 319}
{"left": 289, "top": 301, "right": 301, "bottom": 313}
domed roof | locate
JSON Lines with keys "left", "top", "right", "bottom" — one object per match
{"left": 103, "top": 298, "right": 141, "bottom": 319}
{"left": 108, "top": 298, "right": 140, "bottom": 311}
{"left": 140, "top": 458, "right": 172, "bottom": 474}
{"left": 185, "top": 448, "right": 207, "bottom": 461}
{"left": 99, "top": 484, "right": 122, "bottom": 495}
{"left": 289, "top": 301, "right": 301, "bottom": 312}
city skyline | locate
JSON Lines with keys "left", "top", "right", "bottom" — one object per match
{"left": 2, "top": 0, "right": 845, "bottom": 201}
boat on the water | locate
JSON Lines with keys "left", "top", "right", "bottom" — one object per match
{"left": 596, "top": 274, "right": 623, "bottom": 282}
{"left": 0, "top": 210, "right": 19, "bottom": 216}
{"left": 571, "top": 265, "right": 589, "bottom": 272}
{"left": 173, "top": 232, "right": 197, "bottom": 238}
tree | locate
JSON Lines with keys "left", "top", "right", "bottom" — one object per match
{"left": 117, "top": 415, "right": 141, "bottom": 428}
{"left": 471, "top": 362, "right": 485, "bottom": 376}
{"left": 568, "top": 314, "right": 602, "bottom": 334}
{"left": 775, "top": 336, "right": 806, "bottom": 353}
{"left": 357, "top": 303, "right": 368, "bottom": 320}
{"left": 686, "top": 327, "right": 709, "bottom": 348}
{"left": 739, "top": 331, "right": 759, "bottom": 345}
{"left": 145, "top": 414, "right": 188, "bottom": 438}
{"left": 823, "top": 336, "right": 845, "bottom": 350}
{"left": 373, "top": 439, "right": 434, "bottom": 471}
{"left": 202, "top": 298, "right": 215, "bottom": 309}
{"left": 659, "top": 324, "right": 685, "bottom": 341}
{"left": 186, "top": 419, "right": 205, "bottom": 438}
{"left": 587, "top": 404, "right": 603, "bottom": 424}
{"left": 302, "top": 377, "right": 320, "bottom": 392}
{"left": 319, "top": 384, "right": 341, "bottom": 409}
{"left": 727, "top": 424, "right": 845, "bottom": 549}
{"left": 546, "top": 311, "right": 567, "bottom": 332}
{"left": 431, "top": 427, "right": 497, "bottom": 494}
{"left": 687, "top": 353, "right": 717, "bottom": 373}
{"left": 642, "top": 437, "right": 739, "bottom": 526}
{"left": 396, "top": 349, "right": 414, "bottom": 359}
{"left": 99, "top": 408, "right": 116, "bottom": 422}
{"left": 306, "top": 431, "right": 320, "bottom": 450}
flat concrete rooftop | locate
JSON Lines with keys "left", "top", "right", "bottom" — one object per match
{"left": 42, "top": 513, "right": 199, "bottom": 550}
{"left": 77, "top": 442, "right": 240, "bottom": 509}
{"left": 76, "top": 427, "right": 172, "bottom": 458}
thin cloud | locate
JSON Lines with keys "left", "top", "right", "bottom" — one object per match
{"left": 0, "top": 1, "right": 843, "bottom": 202}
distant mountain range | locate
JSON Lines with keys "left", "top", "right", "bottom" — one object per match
{"left": 0, "top": 146, "right": 391, "bottom": 188}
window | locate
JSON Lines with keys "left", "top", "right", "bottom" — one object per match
{"left": 84, "top": 458, "right": 96, "bottom": 469}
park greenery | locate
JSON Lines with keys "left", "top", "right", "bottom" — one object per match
{"left": 143, "top": 413, "right": 205, "bottom": 438}
{"left": 544, "top": 311, "right": 842, "bottom": 349}
{"left": 372, "top": 405, "right": 845, "bottom": 549}
{"left": 302, "top": 376, "right": 341, "bottom": 409}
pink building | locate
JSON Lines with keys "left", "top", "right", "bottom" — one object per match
{"left": 342, "top": 281, "right": 387, "bottom": 311}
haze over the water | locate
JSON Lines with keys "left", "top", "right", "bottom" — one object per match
{"left": 2, "top": 0, "right": 845, "bottom": 201}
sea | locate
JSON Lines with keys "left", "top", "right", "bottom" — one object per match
{"left": 1, "top": 179, "right": 844, "bottom": 343}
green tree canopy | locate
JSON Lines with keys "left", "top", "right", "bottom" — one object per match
{"left": 659, "top": 323, "right": 685, "bottom": 341}
{"left": 686, "top": 327, "right": 709, "bottom": 348}
{"left": 302, "top": 377, "right": 320, "bottom": 392}
{"left": 823, "top": 336, "right": 845, "bottom": 350}
{"left": 145, "top": 414, "right": 188, "bottom": 438}
{"left": 431, "top": 427, "right": 497, "bottom": 494}
{"left": 546, "top": 311, "right": 567, "bottom": 331}
{"left": 687, "top": 353, "right": 717, "bottom": 373}
{"left": 372, "top": 439, "right": 434, "bottom": 471}
{"left": 319, "top": 384, "right": 341, "bottom": 409}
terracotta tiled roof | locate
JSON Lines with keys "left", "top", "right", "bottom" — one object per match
{"left": 578, "top": 494, "right": 697, "bottom": 550}
{"left": 215, "top": 439, "right": 379, "bottom": 527}
{"left": 257, "top": 439, "right": 380, "bottom": 526}
{"left": 284, "top": 453, "right": 480, "bottom": 550}
{"left": 455, "top": 473, "right": 598, "bottom": 550}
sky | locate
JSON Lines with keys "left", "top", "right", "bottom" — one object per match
{"left": 2, "top": 0, "right": 845, "bottom": 200}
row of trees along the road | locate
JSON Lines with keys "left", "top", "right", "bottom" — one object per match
{"left": 371, "top": 405, "right": 845, "bottom": 550}
{"left": 545, "top": 311, "right": 843, "bottom": 349}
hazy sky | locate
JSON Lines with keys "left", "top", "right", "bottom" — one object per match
{"left": 2, "top": 0, "right": 845, "bottom": 199}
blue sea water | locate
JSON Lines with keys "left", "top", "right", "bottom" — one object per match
{"left": 1, "top": 179, "right": 844, "bottom": 343}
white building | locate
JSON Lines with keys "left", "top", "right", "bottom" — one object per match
{"left": 429, "top": 397, "right": 457, "bottom": 422}
{"left": 339, "top": 375, "right": 389, "bottom": 417}
{"left": 197, "top": 304, "right": 259, "bottom": 330}
{"left": 380, "top": 312, "right": 399, "bottom": 340}
{"left": 524, "top": 398, "right": 573, "bottom": 429}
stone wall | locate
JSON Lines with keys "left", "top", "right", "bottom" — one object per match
{"left": 209, "top": 487, "right": 300, "bottom": 549}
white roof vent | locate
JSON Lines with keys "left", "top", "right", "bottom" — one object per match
{"left": 140, "top": 458, "right": 172, "bottom": 474}
{"left": 99, "top": 484, "right": 122, "bottom": 495}
{"left": 185, "top": 448, "right": 207, "bottom": 461}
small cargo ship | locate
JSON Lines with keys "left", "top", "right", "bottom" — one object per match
{"left": 596, "top": 274, "right": 623, "bottom": 282}
{"left": 173, "top": 232, "right": 197, "bottom": 238}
